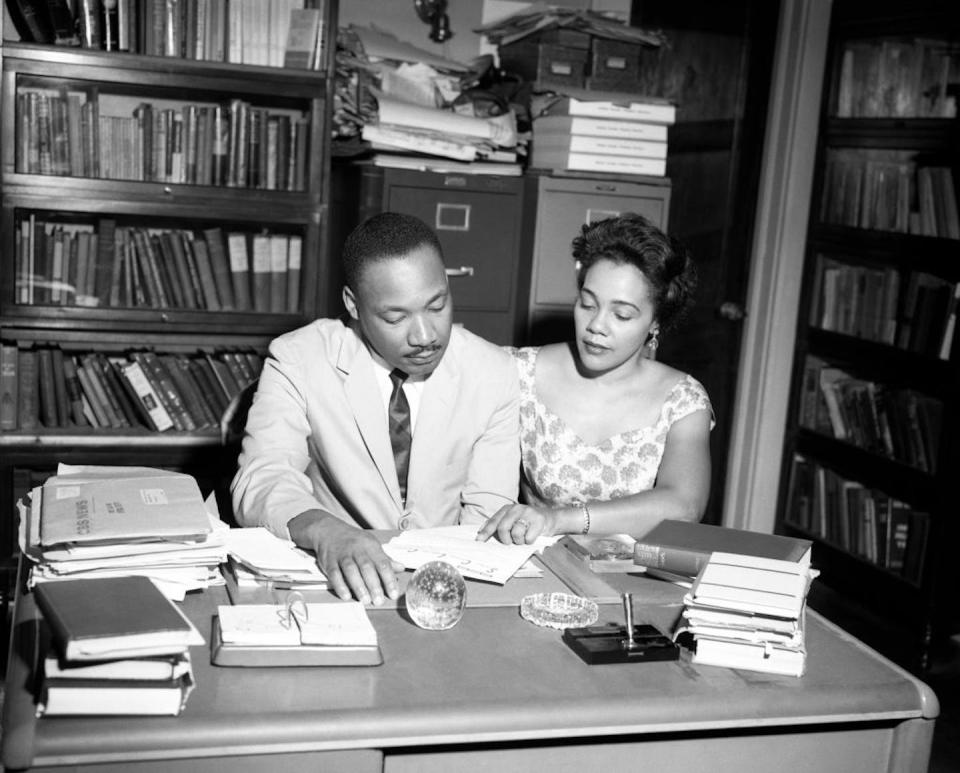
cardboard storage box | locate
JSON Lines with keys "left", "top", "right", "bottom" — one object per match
{"left": 587, "top": 38, "right": 642, "bottom": 91}
{"left": 499, "top": 40, "right": 588, "bottom": 89}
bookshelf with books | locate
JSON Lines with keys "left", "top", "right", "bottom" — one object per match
{"left": 776, "top": 0, "right": 959, "bottom": 671}
{"left": 0, "top": 2, "right": 338, "bottom": 591}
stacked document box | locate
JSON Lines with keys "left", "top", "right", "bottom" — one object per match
{"left": 676, "top": 552, "right": 819, "bottom": 677}
{"left": 530, "top": 88, "right": 676, "bottom": 177}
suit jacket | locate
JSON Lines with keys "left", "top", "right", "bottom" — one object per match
{"left": 231, "top": 318, "right": 520, "bottom": 536}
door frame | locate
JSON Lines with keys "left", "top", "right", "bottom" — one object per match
{"left": 722, "top": 0, "right": 832, "bottom": 531}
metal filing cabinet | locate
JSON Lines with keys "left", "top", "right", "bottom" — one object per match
{"left": 525, "top": 173, "right": 671, "bottom": 344}
{"left": 347, "top": 165, "right": 530, "bottom": 345}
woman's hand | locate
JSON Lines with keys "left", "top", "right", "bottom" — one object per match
{"left": 475, "top": 504, "right": 557, "bottom": 545}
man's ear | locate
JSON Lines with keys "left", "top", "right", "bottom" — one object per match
{"left": 342, "top": 286, "right": 359, "bottom": 320}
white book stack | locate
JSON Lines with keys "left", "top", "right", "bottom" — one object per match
{"left": 676, "top": 551, "right": 819, "bottom": 677}
{"left": 530, "top": 89, "right": 676, "bottom": 178}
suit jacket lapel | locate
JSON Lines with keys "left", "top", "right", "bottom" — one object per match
{"left": 407, "top": 338, "right": 458, "bottom": 506}
{"left": 336, "top": 330, "right": 403, "bottom": 508}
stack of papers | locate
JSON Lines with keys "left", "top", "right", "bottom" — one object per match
{"left": 19, "top": 465, "right": 228, "bottom": 601}
{"left": 676, "top": 552, "right": 819, "bottom": 677}
{"left": 383, "top": 525, "right": 555, "bottom": 584}
{"left": 223, "top": 526, "right": 328, "bottom": 590}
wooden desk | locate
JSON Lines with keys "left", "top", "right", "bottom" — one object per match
{"left": 2, "top": 565, "right": 938, "bottom": 773}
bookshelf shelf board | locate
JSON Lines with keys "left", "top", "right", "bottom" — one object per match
{"left": 825, "top": 118, "right": 959, "bottom": 150}
{"left": 0, "top": 430, "right": 222, "bottom": 448}
{"left": 796, "top": 430, "right": 938, "bottom": 509}
{"left": 806, "top": 329, "right": 958, "bottom": 393}
{"left": 3, "top": 180, "right": 319, "bottom": 218}
{"left": 3, "top": 43, "right": 332, "bottom": 88}
{"left": 784, "top": 521, "right": 926, "bottom": 592}
{"left": 809, "top": 227, "right": 960, "bottom": 280}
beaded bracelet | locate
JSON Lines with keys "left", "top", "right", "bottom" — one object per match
{"left": 580, "top": 502, "right": 591, "bottom": 534}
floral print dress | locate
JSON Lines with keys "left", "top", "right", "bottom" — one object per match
{"left": 512, "top": 347, "right": 713, "bottom": 507}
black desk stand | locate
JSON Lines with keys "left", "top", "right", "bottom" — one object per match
{"left": 563, "top": 592, "right": 681, "bottom": 664}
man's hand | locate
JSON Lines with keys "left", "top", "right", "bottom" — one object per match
{"left": 288, "top": 510, "right": 403, "bottom": 605}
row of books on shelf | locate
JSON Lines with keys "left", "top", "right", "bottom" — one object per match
{"left": 15, "top": 215, "right": 302, "bottom": 313}
{"left": 17, "top": 90, "right": 310, "bottom": 190}
{"left": 0, "top": 342, "right": 261, "bottom": 433}
{"left": 820, "top": 150, "right": 959, "bottom": 238}
{"left": 834, "top": 36, "right": 959, "bottom": 119}
{"left": 798, "top": 355, "right": 942, "bottom": 474}
{"left": 786, "top": 453, "right": 929, "bottom": 584}
{"left": 809, "top": 256, "right": 959, "bottom": 359}
{"left": 527, "top": 89, "right": 675, "bottom": 177}
{"left": 8, "top": 0, "right": 328, "bottom": 69}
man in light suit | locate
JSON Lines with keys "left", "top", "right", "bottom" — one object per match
{"left": 231, "top": 212, "right": 520, "bottom": 605}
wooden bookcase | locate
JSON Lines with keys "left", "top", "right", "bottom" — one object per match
{"left": 776, "top": 0, "right": 959, "bottom": 671}
{"left": 0, "top": 3, "right": 338, "bottom": 591}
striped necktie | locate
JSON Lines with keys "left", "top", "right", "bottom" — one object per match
{"left": 388, "top": 369, "right": 411, "bottom": 504}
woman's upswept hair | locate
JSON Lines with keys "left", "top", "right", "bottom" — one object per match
{"left": 572, "top": 213, "right": 697, "bottom": 331}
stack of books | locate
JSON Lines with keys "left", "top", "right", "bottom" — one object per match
{"left": 21, "top": 466, "right": 228, "bottom": 598}
{"left": 675, "top": 551, "right": 819, "bottom": 677}
{"left": 529, "top": 87, "right": 676, "bottom": 177}
{"left": 33, "top": 575, "right": 204, "bottom": 716}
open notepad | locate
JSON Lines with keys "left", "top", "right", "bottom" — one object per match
{"left": 212, "top": 601, "right": 382, "bottom": 667}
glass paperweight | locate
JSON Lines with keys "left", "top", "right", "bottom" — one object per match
{"left": 405, "top": 560, "right": 467, "bottom": 630}
{"left": 520, "top": 592, "right": 599, "bottom": 630}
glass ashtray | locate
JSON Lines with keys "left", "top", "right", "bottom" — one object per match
{"left": 520, "top": 592, "right": 599, "bottom": 630}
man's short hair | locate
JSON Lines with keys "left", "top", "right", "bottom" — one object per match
{"left": 342, "top": 212, "right": 444, "bottom": 291}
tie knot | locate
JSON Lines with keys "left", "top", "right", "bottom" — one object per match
{"left": 390, "top": 368, "right": 408, "bottom": 387}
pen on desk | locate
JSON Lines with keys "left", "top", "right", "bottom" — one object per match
{"left": 622, "top": 592, "right": 635, "bottom": 649}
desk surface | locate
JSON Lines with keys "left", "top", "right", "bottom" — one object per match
{"left": 2, "top": 554, "right": 939, "bottom": 771}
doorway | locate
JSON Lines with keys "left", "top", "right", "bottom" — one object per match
{"left": 631, "top": 0, "right": 781, "bottom": 525}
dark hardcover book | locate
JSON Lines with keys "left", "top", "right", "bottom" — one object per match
{"left": 201, "top": 227, "right": 236, "bottom": 309}
{"left": 95, "top": 353, "right": 141, "bottom": 427}
{"left": 633, "top": 520, "right": 813, "bottom": 580}
{"left": 73, "top": 359, "right": 110, "bottom": 427}
{"left": 131, "top": 351, "right": 193, "bottom": 431}
{"left": 203, "top": 351, "right": 239, "bottom": 402}
{"left": 0, "top": 342, "right": 19, "bottom": 430}
{"left": 37, "top": 347, "right": 60, "bottom": 427}
{"left": 34, "top": 575, "right": 201, "bottom": 662}
{"left": 6, "top": 0, "right": 56, "bottom": 43}
{"left": 187, "top": 358, "right": 227, "bottom": 417}
{"left": 93, "top": 218, "right": 116, "bottom": 305}
{"left": 75, "top": 0, "right": 102, "bottom": 48}
{"left": 17, "top": 348, "right": 39, "bottom": 429}
{"left": 44, "top": 0, "right": 80, "bottom": 45}
{"left": 225, "top": 232, "right": 252, "bottom": 310}
{"left": 60, "top": 353, "right": 88, "bottom": 425}
{"left": 162, "top": 231, "right": 197, "bottom": 308}
{"left": 151, "top": 232, "right": 185, "bottom": 308}
{"left": 79, "top": 353, "right": 125, "bottom": 427}
{"left": 902, "top": 511, "right": 930, "bottom": 584}
{"left": 49, "top": 346, "right": 71, "bottom": 427}
{"left": 174, "top": 356, "right": 220, "bottom": 426}
{"left": 161, "top": 354, "right": 214, "bottom": 429}
{"left": 188, "top": 235, "right": 222, "bottom": 310}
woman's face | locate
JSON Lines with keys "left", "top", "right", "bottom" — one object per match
{"left": 574, "top": 259, "right": 657, "bottom": 373}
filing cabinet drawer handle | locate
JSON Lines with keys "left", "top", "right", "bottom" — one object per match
{"left": 445, "top": 266, "right": 475, "bottom": 278}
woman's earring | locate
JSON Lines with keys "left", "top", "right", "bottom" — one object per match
{"left": 647, "top": 329, "right": 660, "bottom": 352}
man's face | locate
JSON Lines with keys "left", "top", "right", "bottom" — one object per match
{"left": 343, "top": 244, "right": 453, "bottom": 377}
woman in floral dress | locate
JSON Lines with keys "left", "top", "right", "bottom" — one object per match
{"left": 477, "top": 213, "right": 713, "bottom": 544}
